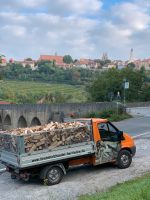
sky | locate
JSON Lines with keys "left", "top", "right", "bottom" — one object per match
{"left": 0, "top": 0, "right": 150, "bottom": 60}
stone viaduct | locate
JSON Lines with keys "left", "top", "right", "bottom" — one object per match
{"left": 0, "top": 102, "right": 117, "bottom": 130}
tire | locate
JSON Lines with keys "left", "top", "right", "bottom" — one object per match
{"left": 11, "top": 174, "right": 17, "bottom": 179}
{"left": 44, "top": 166, "right": 64, "bottom": 186}
{"left": 117, "top": 150, "right": 132, "bottom": 169}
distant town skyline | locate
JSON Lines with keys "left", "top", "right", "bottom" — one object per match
{"left": 0, "top": 0, "right": 150, "bottom": 60}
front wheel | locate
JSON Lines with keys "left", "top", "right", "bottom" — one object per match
{"left": 44, "top": 166, "right": 64, "bottom": 186}
{"left": 117, "top": 150, "right": 132, "bottom": 169}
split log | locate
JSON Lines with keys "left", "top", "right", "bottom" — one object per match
{"left": 0, "top": 121, "right": 91, "bottom": 153}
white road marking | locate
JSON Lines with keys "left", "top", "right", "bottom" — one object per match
{"left": 133, "top": 132, "right": 150, "bottom": 139}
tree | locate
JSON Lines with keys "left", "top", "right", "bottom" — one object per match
{"left": 0, "top": 55, "right": 2, "bottom": 64}
{"left": 63, "top": 55, "right": 73, "bottom": 64}
{"left": 0, "top": 54, "right": 5, "bottom": 63}
{"left": 71, "top": 69, "right": 81, "bottom": 82}
{"left": 88, "top": 68, "right": 147, "bottom": 102}
{"left": 25, "top": 58, "right": 32, "bottom": 61}
{"left": 0, "top": 54, "right": 5, "bottom": 80}
{"left": 127, "top": 62, "right": 135, "bottom": 69}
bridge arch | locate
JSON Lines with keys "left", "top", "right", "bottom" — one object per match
{"left": 31, "top": 117, "right": 41, "bottom": 127}
{"left": 4, "top": 115, "right": 11, "bottom": 126}
{"left": 3, "top": 115, "right": 11, "bottom": 130}
{"left": 18, "top": 116, "right": 27, "bottom": 128}
{"left": 0, "top": 115, "right": 2, "bottom": 129}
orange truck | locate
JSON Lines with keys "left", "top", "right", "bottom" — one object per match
{"left": 0, "top": 118, "right": 136, "bottom": 185}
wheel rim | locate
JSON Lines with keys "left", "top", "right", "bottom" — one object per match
{"left": 121, "top": 154, "right": 129, "bottom": 165}
{"left": 48, "top": 168, "right": 60, "bottom": 183}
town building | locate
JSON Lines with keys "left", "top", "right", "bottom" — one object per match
{"left": 134, "top": 59, "right": 150, "bottom": 70}
{"left": 15, "top": 59, "right": 38, "bottom": 70}
{"left": 39, "top": 55, "right": 72, "bottom": 69}
{"left": 74, "top": 58, "right": 98, "bottom": 69}
{"left": 0, "top": 58, "right": 7, "bottom": 66}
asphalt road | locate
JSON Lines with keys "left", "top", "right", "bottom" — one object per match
{"left": 114, "top": 116, "right": 150, "bottom": 136}
{"left": 127, "top": 106, "right": 150, "bottom": 117}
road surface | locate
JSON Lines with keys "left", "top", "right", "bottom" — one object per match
{"left": 127, "top": 106, "right": 150, "bottom": 117}
{"left": 0, "top": 115, "right": 150, "bottom": 200}
{"left": 114, "top": 116, "right": 150, "bottom": 136}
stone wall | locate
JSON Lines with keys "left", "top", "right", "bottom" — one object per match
{"left": 127, "top": 101, "right": 150, "bottom": 108}
{"left": 0, "top": 102, "right": 118, "bottom": 130}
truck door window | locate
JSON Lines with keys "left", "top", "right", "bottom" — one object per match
{"left": 107, "top": 123, "right": 119, "bottom": 142}
{"left": 98, "top": 123, "right": 119, "bottom": 142}
{"left": 98, "top": 123, "right": 111, "bottom": 141}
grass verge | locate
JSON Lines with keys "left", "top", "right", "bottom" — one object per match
{"left": 85, "top": 109, "right": 132, "bottom": 122}
{"left": 79, "top": 173, "right": 150, "bottom": 200}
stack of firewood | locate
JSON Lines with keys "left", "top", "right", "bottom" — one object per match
{"left": 0, "top": 122, "right": 91, "bottom": 153}
{"left": 0, "top": 134, "right": 17, "bottom": 153}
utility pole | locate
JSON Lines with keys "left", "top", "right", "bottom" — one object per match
{"left": 116, "top": 91, "right": 121, "bottom": 115}
{"left": 123, "top": 78, "right": 129, "bottom": 110}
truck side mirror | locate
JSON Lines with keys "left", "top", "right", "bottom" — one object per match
{"left": 118, "top": 131, "right": 124, "bottom": 141}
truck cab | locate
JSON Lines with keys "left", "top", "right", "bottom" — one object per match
{"left": 76, "top": 118, "right": 136, "bottom": 168}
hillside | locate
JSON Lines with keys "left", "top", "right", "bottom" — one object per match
{"left": 0, "top": 80, "right": 87, "bottom": 103}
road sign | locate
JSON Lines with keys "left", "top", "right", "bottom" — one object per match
{"left": 124, "top": 82, "right": 129, "bottom": 89}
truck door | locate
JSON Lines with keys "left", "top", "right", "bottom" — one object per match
{"left": 95, "top": 122, "right": 121, "bottom": 165}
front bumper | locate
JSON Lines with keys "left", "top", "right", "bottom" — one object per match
{"left": 131, "top": 146, "right": 136, "bottom": 157}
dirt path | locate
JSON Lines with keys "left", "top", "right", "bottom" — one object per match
{"left": 0, "top": 134, "right": 150, "bottom": 200}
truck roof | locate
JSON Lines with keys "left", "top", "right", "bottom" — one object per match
{"left": 77, "top": 118, "right": 108, "bottom": 123}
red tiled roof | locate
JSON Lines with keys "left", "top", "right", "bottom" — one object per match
{"left": 76, "top": 58, "right": 95, "bottom": 65}
{"left": 142, "top": 59, "right": 150, "bottom": 62}
{"left": 1, "top": 58, "right": 6, "bottom": 63}
{"left": 0, "top": 101, "right": 11, "bottom": 104}
{"left": 39, "top": 55, "right": 64, "bottom": 65}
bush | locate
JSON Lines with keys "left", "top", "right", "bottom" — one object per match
{"left": 85, "top": 108, "right": 131, "bottom": 122}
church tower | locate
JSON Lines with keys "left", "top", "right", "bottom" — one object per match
{"left": 129, "top": 48, "right": 134, "bottom": 63}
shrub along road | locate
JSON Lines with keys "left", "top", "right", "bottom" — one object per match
{"left": 0, "top": 116, "right": 150, "bottom": 200}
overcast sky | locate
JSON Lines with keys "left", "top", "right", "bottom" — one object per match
{"left": 0, "top": 0, "right": 150, "bottom": 60}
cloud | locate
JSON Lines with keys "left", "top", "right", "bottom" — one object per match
{"left": 0, "top": 0, "right": 102, "bottom": 15}
{"left": 0, "top": 0, "right": 47, "bottom": 10}
{"left": 112, "top": 2, "right": 150, "bottom": 31}
{"left": 47, "top": 0, "right": 102, "bottom": 15}
{"left": 0, "top": 0, "right": 150, "bottom": 60}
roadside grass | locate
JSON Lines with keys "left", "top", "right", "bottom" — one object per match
{"left": 108, "top": 113, "right": 132, "bottom": 122}
{"left": 79, "top": 173, "right": 150, "bottom": 200}
{"left": 85, "top": 110, "right": 132, "bottom": 122}
{"left": 0, "top": 80, "right": 87, "bottom": 103}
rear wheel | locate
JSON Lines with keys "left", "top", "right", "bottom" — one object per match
{"left": 117, "top": 150, "right": 132, "bottom": 169}
{"left": 44, "top": 166, "right": 64, "bottom": 186}
{"left": 11, "top": 174, "right": 17, "bottom": 179}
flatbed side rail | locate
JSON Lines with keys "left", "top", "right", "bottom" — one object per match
{"left": 1, "top": 141, "right": 95, "bottom": 168}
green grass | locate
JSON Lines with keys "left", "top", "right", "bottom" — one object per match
{"left": 108, "top": 113, "right": 132, "bottom": 122}
{"left": 85, "top": 110, "right": 131, "bottom": 122}
{"left": 0, "top": 80, "right": 87, "bottom": 103}
{"left": 79, "top": 173, "right": 150, "bottom": 200}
